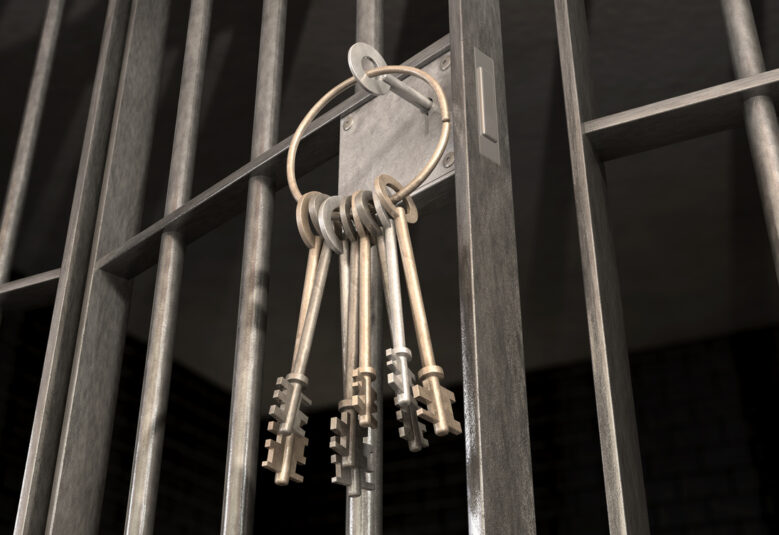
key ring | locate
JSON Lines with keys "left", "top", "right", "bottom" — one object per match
{"left": 286, "top": 65, "right": 450, "bottom": 204}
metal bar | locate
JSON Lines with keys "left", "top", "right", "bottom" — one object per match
{"left": 0, "top": 0, "right": 65, "bottom": 285}
{"left": 96, "top": 36, "right": 452, "bottom": 282}
{"left": 586, "top": 67, "right": 779, "bottom": 160}
{"left": 384, "top": 74, "right": 433, "bottom": 113}
{"left": 124, "top": 0, "right": 211, "bottom": 532}
{"left": 13, "top": 1, "right": 132, "bottom": 532}
{"left": 45, "top": 0, "right": 171, "bottom": 532}
{"left": 447, "top": 1, "right": 536, "bottom": 533}
{"left": 348, "top": 3, "right": 383, "bottom": 532}
{"left": 553, "top": 1, "right": 649, "bottom": 534}
{"left": 220, "top": 1, "right": 286, "bottom": 533}
{"left": 721, "top": 0, "right": 779, "bottom": 285}
{"left": 0, "top": 268, "right": 60, "bottom": 310}
{"left": 356, "top": 0, "right": 383, "bottom": 56}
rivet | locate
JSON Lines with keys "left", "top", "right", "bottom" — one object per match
{"left": 440, "top": 55, "right": 451, "bottom": 71}
{"left": 443, "top": 152, "right": 455, "bottom": 168}
{"left": 343, "top": 117, "right": 353, "bottom": 131}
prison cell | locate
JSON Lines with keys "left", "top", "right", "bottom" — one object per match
{"left": 1, "top": 0, "right": 778, "bottom": 534}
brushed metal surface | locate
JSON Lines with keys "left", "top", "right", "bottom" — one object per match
{"left": 347, "top": 5, "right": 383, "bottom": 532}
{"left": 721, "top": 0, "right": 779, "bottom": 286}
{"left": 448, "top": 0, "right": 536, "bottom": 533}
{"left": 0, "top": 0, "right": 64, "bottom": 285}
{"left": 45, "top": 0, "right": 171, "bottom": 532}
{"left": 13, "top": 1, "right": 131, "bottom": 532}
{"left": 338, "top": 52, "right": 452, "bottom": 198}
{"left": 554, "top": 0, "right": 650, "bottom": 534}
{"left": 124, "top": 0, "right": 211, "bottom": 532}
{"left": 221, "top": 1, "right": 285, "bottom": 533}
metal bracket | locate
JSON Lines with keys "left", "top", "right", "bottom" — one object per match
{"left": 339, "top": 51, "right": 454, "bottom": 202}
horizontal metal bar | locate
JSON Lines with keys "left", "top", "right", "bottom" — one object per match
{"left": 0, "top": 269, "right": 60, "bottom": 309}
{"left": 97, "top": 35, "right": 451, "bottom": 280}
{"left": 585, "top": 67, "right": 779, "bottom": 160}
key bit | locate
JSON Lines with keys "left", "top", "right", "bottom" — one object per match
{"left": 330, "top": 405, "right": 373, "bottom": 496}
{"left": 413, "top": 365, "right": 462, "bottom": 437}
{"left": 268, "top": 374, "right": 311, "bottom": 437}
{"left": 262, "top": 430, "right": 308, "bottom": 485}
{"left": 396, "top": 402, "right": 428, "bottom": 452}
{"left": 386, "top": 346, "right": 429, "bottom": 451}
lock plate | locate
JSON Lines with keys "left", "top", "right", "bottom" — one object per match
{"left": 339, "top": 50, "right": 454, "bottom": 203}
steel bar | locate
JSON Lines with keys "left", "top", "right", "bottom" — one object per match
{"left": 721, "top": 0, "right": 779, "bottom": 285}
{"left": 0, "top": 268, "right": 60, "bottom": 310}
{"left": 96, "top": 36, "right": 451, "bottom": 280}
{"left": 13, "top": 1, "right": 132, "bottom": 532}
{"left": 221, "top": 1, "right": 286, "bottom": 533}
{"left": 356, "top": 0, "right": 383, "bottom": 60}
{"left": 384, "top": 75, "right": 433, "bottom": 113}
{"left": 124, "top": 1, "right": 211, "bottom": 533}
{"left": 0, "top": 0, "right": 65, "bottom": 286}
{"left": 347, "top": 3, "right": 383, "bottom": 533}
{"left": 586, "top": 67, "right": 779, "bottom": 160}
{"left": 447, "top": 0, "right": 536, "bottom": 533}
{"left": 553, "top": 0, "right": 649, "bottom": 534}
{"left": 45, "top": 0, "right": 171, "bottom": 532}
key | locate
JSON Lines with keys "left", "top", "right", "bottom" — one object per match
{"left": 320, "top": 195, "right": 374, "bottom": 496}
{"left": 350, "top": 191, "right": 379, "bottom": 429}
{"left": 371, "top": 190, "right": 429, "bottom": 452}
{"left": 374, "top": 175, "right": 462, "bottom": 437}
{"left": 263, "top": 192, "right": 332, "bottom": 484}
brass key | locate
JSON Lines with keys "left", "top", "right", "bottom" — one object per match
{"left": 374, "top": 175, "right": 461, "bottom": 437}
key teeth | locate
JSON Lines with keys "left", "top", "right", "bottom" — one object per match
{"left": 261, "top": 432, "right": 308, "bottom": 485}
{"left": 267, "top": 375, "right": 310, "bottom": 437}
{"left": 396, "top": 403, "right": 429, "bottom": 452}
{"left": 413, "top": 379, "right": 463, "bottom": 437}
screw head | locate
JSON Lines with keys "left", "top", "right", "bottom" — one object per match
{"left": 343, "top": 117, "right": 353, "bottom": 131}
{"left": 440, "top": 56, "right": 451, "bottom": 71}
{"left": 443, "top": 152, "right": 455, "bottom": 168}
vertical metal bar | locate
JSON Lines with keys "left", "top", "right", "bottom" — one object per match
{"left": 447, "top": 1, "right": 536, "bottom": 533}
{"left": 124, "top": 1, "right": 211, "bottom": 532}
{"left": 45, "top": 0, "right": 171, "bottom": 532}
{"left": 721, "top": 0, "right": 779, "bottom": 284}
{"left": 356, "top": 0, "right": 383, "bottom": 53}
{"left": 0, "top": 0, "right": 65, "bottom": 284}
{"left": 347, "top": 3, "right": 383, "bottom": 533}
{"left": 553, "top": 1, "right": 650, "bottom": 534}
{"left": 13, "top": 1, "right": 132, "bottom": 533}
{"left": 220, "top": 1, "right": 286, "bottom": 533}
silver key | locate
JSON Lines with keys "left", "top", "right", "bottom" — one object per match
{"left": 374, "top": 175, "right": 462, "bottom": 437}
{"left": 321, "top": 195, "right": 374, "bottom": 495}
{"left": 263, "top": 192, "right": 332, "bottom": 484}
{"left": 371, "top": 190, "right": 428, "bottom": 452}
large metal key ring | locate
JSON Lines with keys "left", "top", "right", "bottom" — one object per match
{"left": 286, "top": 65, "right": 450, "bottom": 204}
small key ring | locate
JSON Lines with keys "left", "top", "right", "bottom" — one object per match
{"left": 352, "top": 190, "right": 382, "bottom": 241}
{"left": 318, "top": 195, "right": 344, "bottom": 254}
{"left": 373, "top": 174, "right": 418, "bottom": 223}
{"left": 296, "top": 191, "right": 327, "bottom": 248}
{"left": 287, "top": 65, "right": 450, "bottom": 204}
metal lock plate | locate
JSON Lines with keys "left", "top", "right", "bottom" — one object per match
{"left": 338, "top": 51, "right": 454, "bottom": 200}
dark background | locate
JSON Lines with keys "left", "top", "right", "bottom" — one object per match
{"left": 1, "top": 0, "right": 779, "bottom": 533}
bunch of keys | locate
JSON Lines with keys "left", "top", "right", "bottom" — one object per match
{"left": 263, "top": 44, "right": 460, "bottom": 494}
